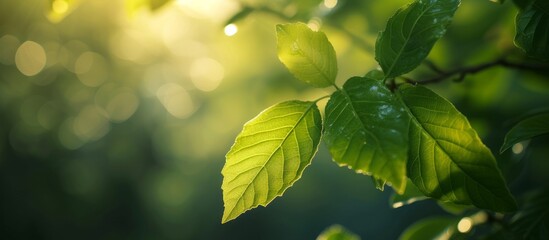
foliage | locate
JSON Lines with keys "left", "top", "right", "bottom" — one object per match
{"left": 221, "top": 0, "right": 549, "bottom": 238}
{"left": 317, "top": 225, "right": 360, "bottom": 240}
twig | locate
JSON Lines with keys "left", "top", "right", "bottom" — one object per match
{"left": 413, "top": 58, "right": 549, "bottom": 84}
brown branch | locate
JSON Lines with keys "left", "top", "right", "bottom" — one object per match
{"left": 413, "top": 58, "right": 549, "bottom": 84}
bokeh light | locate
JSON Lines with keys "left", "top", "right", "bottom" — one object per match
{"left": 15, "top": 41, "right": 47, "bottom": 76}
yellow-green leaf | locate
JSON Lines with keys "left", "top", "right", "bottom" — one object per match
{"left": 221, "top": 100, "right": 322, "bottom": 223}
{"left": 277, "top": 23, "right": 338, "bottom": 88}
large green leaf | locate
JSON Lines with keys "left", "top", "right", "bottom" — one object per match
{"left": 515, "top": 0, "right": 549, "bottom": 60}
{"left": 221, "top": 100, "right": 322, "bottom": 223}
{"left": 509, "top": 189, "right": 549, "bottom": 239}
{"left": 324, "top": 76, "right": 409, "bottom": 194}
{"left": 277, "top": 23, "right": 338, "bottom": 88}
{"left": 397, "top": 84, "right": 517, "bottom": 212}
{"left": 317, "top": 225, "right": 361, "bottom": 240}
{"left": 375, "top": 0, "right": 460, "bottom": 78}
{"left": 501, "top": 112, "right": 549, "bottom": 153}
{"left": 399, "top": 217, "right": 458, "bottom": 240}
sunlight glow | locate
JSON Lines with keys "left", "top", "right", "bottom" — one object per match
{"left": 224, "top": 24, "right": 238, "bottom": 36}
{"left": 324, "top": 0, "right": 338, "bottom": 9}
{"left": 15, "top": 41, "right": 46, "bottom": 76}
{"left": 512, "top": 143, "right": 524, "bottom": 154}
{"left": 190, "top": 57, "right": 224, "bottom": 92}
{"left": 457, "top": 217, "right": 473, "bottom": 233}
{"left": 307, "top": 18, "right": 322, "bottom": 31}
{"left": 157, "top": 83, "right": 195, "bottom": 119}
{"left": 52, "top": 0, "right": 69, "bottom": 14}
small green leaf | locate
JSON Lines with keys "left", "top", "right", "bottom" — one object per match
{"left": 515, "top": 0, "right": 549, "bottom": 60}
{"left": 375, "top": 0, "right": 460, "bottom": 78}
{"left": 277, "top": 23, "right": 338, "bottom": 88}
{"left": 501, "top": 112, "right": 549, "bottom": 153}
{"left": 509, "top": 190, "right": 549, "bottom": 239}
{"left": 397, "top": 84, "right": 517, "bottom": 212}
{"left": 390, "top": 179, "right": 428, "bottom": 208}
{"left": 221, "top": 100, "right": 322, "bottom": 223}
{"left": 317, "top": 225, "right": 361, "bottom": 240}
{"left": 324, "top": 76, "right": 410, "bottom": 194}
{"left": 399, "top": 217, "right": 458, "bottom": 240}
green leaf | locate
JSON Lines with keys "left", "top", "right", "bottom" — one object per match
{"left": 399, "top": 217, "right": 458, "bottom": 240}
{"left": 396, "top": 84, "right": 517, "bottom": 212}
{"left": 509, "top": 190, "right": 549, "bottom": 239}
{"left": 277, "top": 23, "right": 338, "bottom": 88}
{"left": 390, "top": 179, "right": 428, "bottom": 208}
{"left": 375, "top": 0, "right": 460, "bottom": 78}
{"left": 515, "top": 0, "right": 549, "bottom": 60}
{"left": 324, "top": 76, "right": 410, "bottom": 194}
{"left": 501, "top": 112, "right": 549, "bottom": 153}
{"left": 221, "top": 100, "right": 322, "bottom": 223}
{"left": 317, "top": 225, "right": 361, "bottom": 240}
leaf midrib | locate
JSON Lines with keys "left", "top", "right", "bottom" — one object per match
{"left": 396, "top": 91, "right": 505, "bottom": 202}
{"left": 384, "top": 2, "right": 436, "bottom": 78}
{"left": 338, "top": 89, "right": 388, "bottom": 171}
{"left": 224, "top": 102, "right": 316, "bottom": 221}
{"left": 279, "top": 27, "right": 333, "bottom": 86}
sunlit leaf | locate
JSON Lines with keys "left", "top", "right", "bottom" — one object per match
{"left": 509, "top": 189, "right": 549, "bottom": 239}
{"left": 221, "top": 100, "right": 322, "bottom": 223}
{"left": 317, "top": 225, "right": 361, "bottom": 240}
{"left": 277, "top": 23, "right": 338, "bottom": 88}
{"left": 375, "top": 0, "right": 460, "bottom": 78}
{"left": 324, "top": 76, "right": 409, "bottom": 194}
{"left": 390, "top": 179, "right": 428, "bottom": 208}
{"left": 397, "top": 84, "right": 517, "bottom": 212}
{"left": 501, "top": 112, "right": 549, "bottom": 153}
{"left": 515, "top": 0, "right": 549, "bottom": 60}
{"left": 399, "top": 217, "right": 458, "bottom": 240}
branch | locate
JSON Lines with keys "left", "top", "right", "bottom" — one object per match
{"left": 413, "top": 58, "right": 549, "bottom": 84}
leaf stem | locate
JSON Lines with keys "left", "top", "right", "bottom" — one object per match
{"left": 410, "top": 58, "right": 549, "bottom": 84}
{"left": 313, "top": 94, "right": 331, "bottom": 103}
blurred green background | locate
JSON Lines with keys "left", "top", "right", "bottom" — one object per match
{"left": 1, "top": 0, "right": 548, "bottom": 239}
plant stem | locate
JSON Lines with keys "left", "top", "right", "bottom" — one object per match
{"left": 413, "top": 58, "right": 549, "bottom": 84}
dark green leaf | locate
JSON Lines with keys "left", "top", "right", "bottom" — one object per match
{"left": 317, "top": 225, "right": 361, "bottom": 240}
{"left": 501, "top": 112, "right": 549, "bottom": 153}
{"left": 515, "top": 0, "right": 549, "bottom": 60}
{"left": 390, "top": 179, "right": 429, "bottom": 208}
{"left": 277, "top": 23, "right": 338, "bottom": 88}
{"left": 324, "top": 76, "right": 409, "bottom": 194}
{"left": 375, "top": 0, "right": 460, "bottom": 78}
{"left": 221, "top": 100, "right": 322, "bottom": 223}
{"left": 397, "top": 84, "right": 517, "bottom": 212}
{"left": 399, "top": 217, "right": 458, "bottom": 240}
{"left": 509, "top": 189, "right": 549, "bottom": 239}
